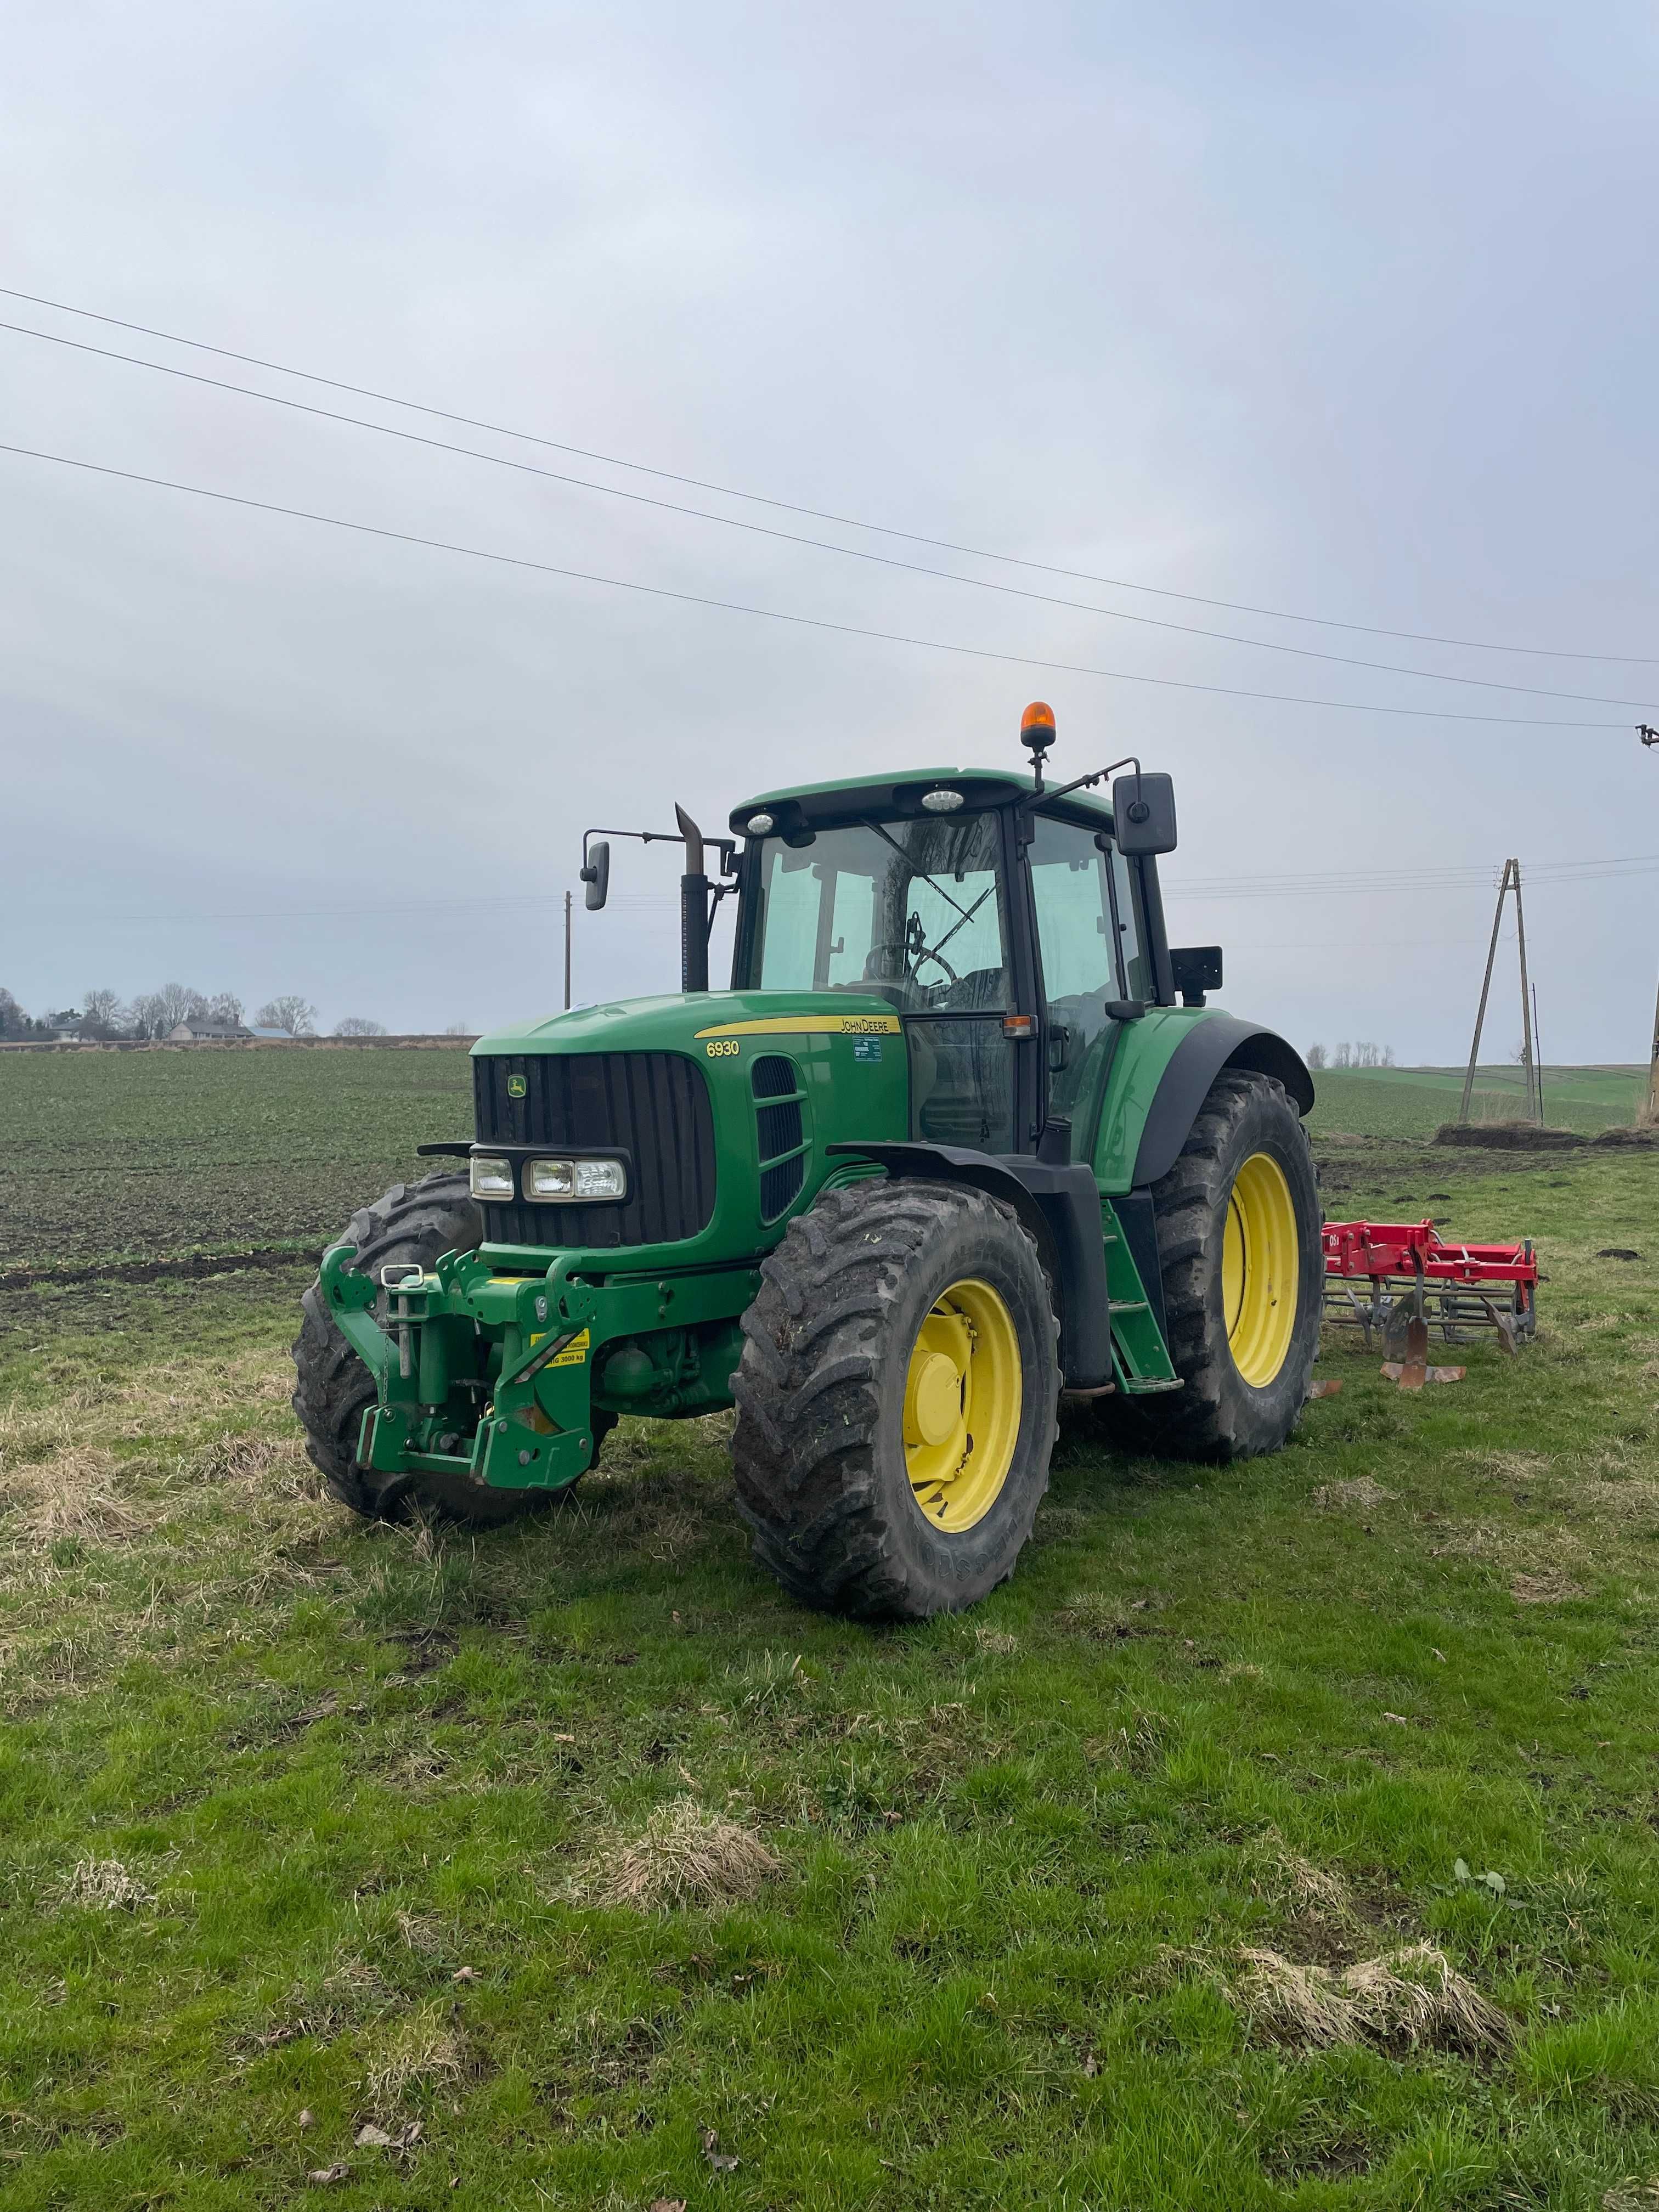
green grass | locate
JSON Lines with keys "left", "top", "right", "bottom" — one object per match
{"left": 2, "top": 1053, "right": 1658, "bottom": 2205}
{"left": 1308, "top": 1065, "right": 1644, "bottom": 1141}
{"left": 0, "top": 1047, "right": 472, "bottom": 1270}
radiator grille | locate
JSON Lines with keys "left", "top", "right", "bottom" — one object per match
{"left": 473, "top": 1051, "right": 715, "bottom": 1248}
{"left": 752, "top": 1054, "right": 806, "bottom": 1222}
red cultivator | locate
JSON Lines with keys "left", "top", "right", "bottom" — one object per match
{"left": 1321, "top": 1219, "right": 1539, "bottom": 1389}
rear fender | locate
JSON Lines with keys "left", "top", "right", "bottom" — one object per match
{"left": 1131, "top": 1017, "right": 1313, "bottom": 1189}
{"left": 823, "top": 1141, "right": 1113, "bottom": 1390}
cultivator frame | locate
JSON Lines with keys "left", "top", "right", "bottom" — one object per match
{"left": 1321, "top": 1218, "right": 1538, "bottom": 1379}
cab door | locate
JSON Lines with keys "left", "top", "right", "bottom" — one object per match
{"left": 1026, "top": 811, "right": 1150, "bottom": 1161}
{"left": 900, "top": 810, "right": 1020, "bottom": 1152}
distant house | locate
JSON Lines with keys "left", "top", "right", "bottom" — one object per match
{"left": 247, "top": 1025, "right": 297, "bottom": 1041}
{"left": 46, "top": 1009, "right": 84, "bottom": 1041}
{"left": 166, "top": 1017, "right": 253, "bottom": 1042}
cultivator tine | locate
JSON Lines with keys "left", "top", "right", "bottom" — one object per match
{"left": 1396, "top": 1311, "right": 1430, "bottom": 1391}
{"left": 1482, "top": 1297, "right": 1519, "bottom": 1355}
{"left": 1380, "top": 1358, "right": 1466, "bottom": 1385}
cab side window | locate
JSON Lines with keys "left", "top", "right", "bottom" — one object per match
{"left": 1028, "top": 814, "right": 1143, "bottom": 1148}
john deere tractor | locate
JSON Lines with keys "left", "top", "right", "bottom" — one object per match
{"left": 292, "top": 705, "right": 1319, "bottom": 1619}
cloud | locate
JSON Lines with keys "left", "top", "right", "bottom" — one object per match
{"left": 2, "top": 0, "right": 1656, "bottom": 1052}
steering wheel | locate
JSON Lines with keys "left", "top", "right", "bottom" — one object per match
{"left": 866, "top": 938, "right": 960, "bottom": 990}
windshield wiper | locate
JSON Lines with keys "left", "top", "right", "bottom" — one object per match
{"left": 928, "top": 883, "right": 995, "bottom": 965}
{"left": 859, "top": 816, "right": 975, "bottom": 926}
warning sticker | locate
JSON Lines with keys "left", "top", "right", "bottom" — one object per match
{"left": 548, "top": 1328, "right": 591, "bottom": 1368}
{"left": 852, "top": 1037, "right": 883, "bottom": 1063}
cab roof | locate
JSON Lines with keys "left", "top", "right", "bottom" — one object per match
{"left": 727, "top": 765, "right": 1115, "bottom": 838}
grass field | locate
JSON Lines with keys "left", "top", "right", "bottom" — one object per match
{"left": 1308, "top": 1066, "right": 1645, "bottom": 1143}
{"left": 0, "top": 1048, "right": 473, "bottom": 1274}
{"left": 0, "top": 1048, "right": 1643, "bottom": 1279}
{"left": 2, "top": 1052, "right": 1658, "bottom": 2208}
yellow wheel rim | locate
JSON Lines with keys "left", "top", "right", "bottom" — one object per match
{"left": 1222, "top": 1151, "right": 1299, "bottom": 1387}
{"left": 903, "top": 1277, "right": 1023, "bottom": 1533}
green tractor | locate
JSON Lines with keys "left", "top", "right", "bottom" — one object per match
{"left": 292, "top": 704, "right": 1320, "bottom": 1619}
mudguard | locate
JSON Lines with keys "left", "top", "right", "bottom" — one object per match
{"left": 1131, "top": 1016, "right": 1313, "bottom": 1189}
{"left": 823, "top": 1141, "right": 1114, "bottom": 1390}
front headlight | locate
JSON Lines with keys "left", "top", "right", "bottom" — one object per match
{"left": 469, "top": 1153, "right": 516, "bottom": 1199}
{"left": 524, "top": 1156, "right": 628, "bottom": 1201}
{"left": 574, "top": 1158, "right": 627, "bottom": 1199}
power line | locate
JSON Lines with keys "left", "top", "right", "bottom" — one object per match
{"left": 9, "top": 854, "right": 1657, "bottom": 934}
{"left": 3, "top": 280, "right": 1653, "bottom": 670}
{"left": 1168, "top": 853, "right": 1659, "bottom": 901}
{"left": 0, "top": 439, "right": 1638, "bottom": 730}
{"left": 4, "top": 315, "right": 1652, "bottom": 714}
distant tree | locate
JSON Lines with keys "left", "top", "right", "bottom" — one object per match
{"left": 82, "top": 988, "right": 128, "bottom": 1036}
{"left": 1305, "top": 1042, "right": 1328, "bottom": 1070}
{"left": 334, "top": 1016, "right": 387, "bottom": 1036}
{"left": 132, "top": 983, "right": 208, "bottom": 1038}
{"left": 255, "top": 996, "right": 318, "bottom": 1036}
{"left": 0, "top": 988, "right": 40, "bottom": 1039}
{"left": 1382, "top": 1044, "right": 1395, "bottom": 1068}
{"left": 1333, "top": 1041, "right": 1352, "bottom": 1069}
{"left": 207, "top": 992, "right": 245, "bottom": 1026}
{"left": 444, "top": 1020, "right": 471, "bottom": 1036}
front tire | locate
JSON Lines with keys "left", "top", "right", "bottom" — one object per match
{"left": 1112, "top": 1071, "right": 1321, "bottom": 1461}
{"left": 731, "top": 1180, "right": 1060, "bottom": 1620}
{"left": 291, "top": 1173, "right": 550, "bottom": 1527}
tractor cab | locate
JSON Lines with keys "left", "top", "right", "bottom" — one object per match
{"left": 727, "top": 765, "right": 1165, "bottom": 1162}
{"left": 582, "top": 707, "right": 1193, "bottom": 1172}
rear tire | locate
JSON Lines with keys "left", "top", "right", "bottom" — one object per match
{"left": 1108, "top": 1071, "right": 1321, "bottom": 1462}
{"left": 731, "top": 1179, "right": 1060, "bottom": 1620}
{"left": 291, "top": 1173, "right": 549, "bottom": 1528}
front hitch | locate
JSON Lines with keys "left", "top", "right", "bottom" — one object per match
{"left": 318, "top": 1242, "right": 602, "bottom": 1493}
{"left": 319, "top": 1242, "right": 396, "bottom": 1383}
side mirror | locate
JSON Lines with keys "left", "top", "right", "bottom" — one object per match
{"left": 1111, "top": 771, "right": 1177, "bottom": 856}
{"left": 580, "top": 838, "right": 610, "bottom": 911}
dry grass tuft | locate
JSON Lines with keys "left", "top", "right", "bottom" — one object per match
{"left": 20, "top": 1472, "right": 153, "bottom": 1546}
{"left": 1263, "top": 1835, "right": 1353, "bottom": 1917}
{"left": 1237, "top": 1946, "right": 1355, "bottom": 2045}
{"left": 57, "top": 1856, "right": 156, "bottom": 1912}
{"left": 1083, "top": 1709, "right": 1169, "bottom": 1771}
{"left": 574, "top": 1798, "right": 780, "bottom": 1912}
{"left": 196, "top": 1432, "right": 309, "bottom": 1485}
{"left": 1458, "top": 1448, "right": 1554, "bottom": 1484}
{"left": 1602, "top": 2181, "right": 1659, "bottom": 2211}
{"left": 1238, "top": 1940, "right": 1509, "bottom": 2051}
{"left": 1511, "top": 1569, "right": 1586, "bottom": 1605}
{"left": 395, "top": 1909, "right": 448, "bottom": 1955}
{"left": 1312, "top": 1475, "right": 1396, "bottom": 1515}
{"left": 364, "top": 2004, "right": 470, "bottom": 2106}
{"left": 973, "top": 1626, "right": 1020, "bottom": 1655}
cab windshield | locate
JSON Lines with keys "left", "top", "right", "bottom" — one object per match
{"left": 748, "top": 814, "right": 1008, "bottom": 1013}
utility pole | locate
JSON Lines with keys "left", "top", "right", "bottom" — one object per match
{"left": 1513, "top": 859, "right": 1538, "bottom": 1122}
{"left": 1532, "top": 983, "right": 1545, "bottom": 1126}
{"left": 563, "top": 889, "right": 573, "bottom": 1011}
{"left": 1459, "top": 859, "right": 1516, "bottom": 1124}
{"left": 1638, "top": 729, "right": 1659, "bottom": 1124}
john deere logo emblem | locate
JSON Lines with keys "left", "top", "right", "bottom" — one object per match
{"left": 506, "top": 1074, "right": 527, "bottom": 1098}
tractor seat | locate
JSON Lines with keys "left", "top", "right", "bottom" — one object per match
{"left": 936, "top": 966, "right": 1008, "bottom": 1013}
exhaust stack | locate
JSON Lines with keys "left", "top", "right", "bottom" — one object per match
{"left": 675, "top": 803, "right": 710, "bottom": 992}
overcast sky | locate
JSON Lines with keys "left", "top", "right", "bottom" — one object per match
{"left": 3, "top": 2, "right": 1656, "bottom": 1059}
